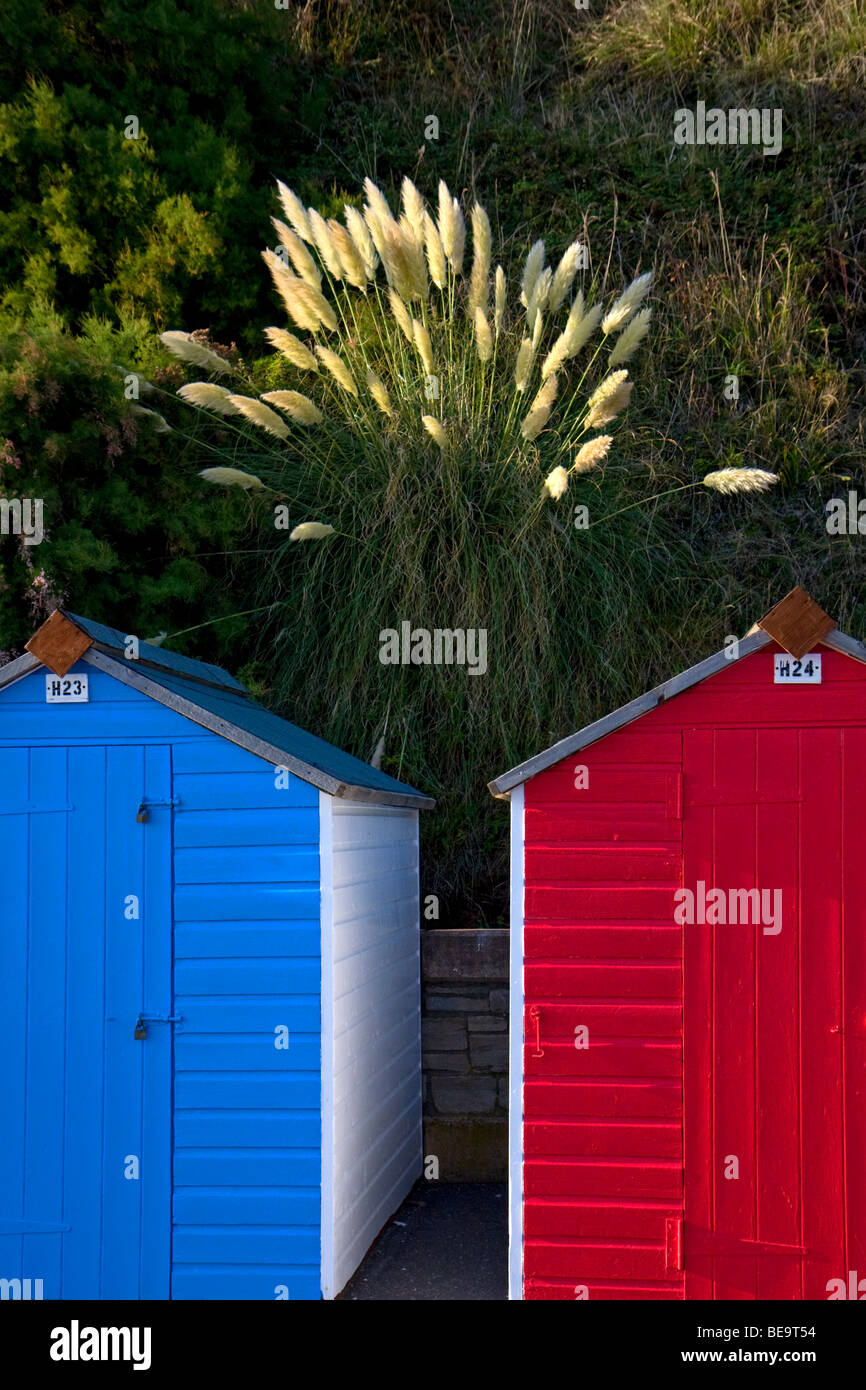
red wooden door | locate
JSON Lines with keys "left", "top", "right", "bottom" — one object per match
{"left": 682, "top": 725, "right": 866, "bottom": 1299}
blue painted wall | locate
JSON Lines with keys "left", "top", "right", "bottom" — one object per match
{"left": 0, "top": 661, "right": 322, "bottom": 1301}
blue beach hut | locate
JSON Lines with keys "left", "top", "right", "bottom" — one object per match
{"left": 0, "top": 610, "right": 432, "bottom": 1300}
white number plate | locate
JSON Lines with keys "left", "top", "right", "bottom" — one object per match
{"left": 774, "top": 654, "right": 821, "bottom": 684}
{"left": 46, "top": 674, "right": 89, "bottom": 703}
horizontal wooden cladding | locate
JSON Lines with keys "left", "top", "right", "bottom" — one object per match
{"left": 175, "top": 807, "right": 319, "bottom": 849}
{"left": 0, "top": 704, "right": 190, "bottom": 742}
{"left": 524, "top": 925, "right": 682, "bottom": 961}
{"left": 526, "top": 1158, "right": 682, "bottom": 1200}
{"left": 525, "top": 845, "right": 681, "bottom": 883}
{"left": 649, "top": 685, "right": 866, "bottom": 726}
{"left": 526, "top": 1120, "right": 681, "bottom": 1158}
{"left": 172, "top": 1267, "right": 321, "bottom": 1300}
{"left": 517, "top": 1000, "right": 680, "bottom": 1037}
{"left": 527, "top": 763, "right": 681, "bottom": 809}
{"left": 525, "top": 1039, "right": 680, "bottom": 1079}
{"left": 173, "top": 1188, "right": 319, "bottom": 1225}
{"left": 175, "top": 1033, "right": 319, "bottom": 1071}
{"left": 525, "top": 1277, "right": 682, "bottom": 1301}
{"left": 524, "top": 1238, "right": 669, "bottom": 1281}
{"left": 174, "top": 1148, "right": 319, "bottom": 1186}
{"left": 525, "top": 886, "right": 679, "bottom": 922}
{"left": 173, "top": 771, "right": 318, "bottom": 812}
{"left": 175, "top": 1109, "right": 319, "bottom": 1149}
{"left": 565, "top": 730, "right": 683, "bottom": 763}
{"left": 175, "top": 845, "right": 318, "bottom": 885}
{"left": 696, "top": 645, "right": 859, "bottom": 684}
{"left": 525, "top": 1079, "right": 681, "bottom": 1119}
{"left": 175, "top": 958, "right": 319, "bottom": 995}
{"left": 174, "top": 883, "right": 319, "bottom": 922}
{"left": 526, "top": 805, "right": 682, "bottom": 843}
{"left": 175, "top": 1071, "right": 319, "bottom": 1109}
{"left": 176, "top": 997, "right": 321, "bottom": 1033}
{"left": 525, "top": 1198, "right": 679, "bottom": 1239}
{"left": 173, "top": 1225, "right": 319, "bottom": 1265}
{"left": 525, "top": 961, "right": 681, "bottom": 998}
{"left": 175, "top": 922, "right": 320, "bottom": 960}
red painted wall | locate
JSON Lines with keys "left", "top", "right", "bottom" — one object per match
{"left": 521, "top": 641, "right": 866, "bottom": 1301}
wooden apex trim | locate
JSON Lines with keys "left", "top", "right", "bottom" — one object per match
{"left": 757, "top": 586, "right": 836, "bottom": 660}
{"left": 24, "top": 610, "right": 93, "bottom": 677}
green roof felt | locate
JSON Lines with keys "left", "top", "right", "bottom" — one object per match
{"left": 64, "top": 611, "right": 247, "bottom": 692}
{"left": 63, "top": 613, "right": 431, "bottom": 806}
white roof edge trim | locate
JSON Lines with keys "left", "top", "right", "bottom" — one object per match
{"left": 0, "top": 652, "right": 42, "bottom": 691}
{"left": 822, "top": 628, "right": 866, "bottom": 662}
{"left": 82, "top": 649, "right": 435, "bottom": 810}
{"left": 489, "top": 628, "right": 786, "bottom": 798}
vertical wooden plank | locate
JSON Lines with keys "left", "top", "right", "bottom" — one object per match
{"left": 101, "top": 745, "right": 146, "bottom": 1297}
{"left": 682, "top": 729, "right": 714, "bottom": 1300}
{"left": 0, "top": 750, "right": 31, "bottom": 1286}
{"left": 755, "top": 730, "right": 801, "bottom": 1299}
{"left": 139, "top": 745, "right": 173, "bottom": 1298}
{"left": 21, "top": 747, "right": 68, "bottom": 1297}
{"left": 63, "top": 747, "right": 108, "bottom": 1296}
{"left": 841, "top": 729, "right": 866, "bottom": 1286}
{"left": 711, "top": 728, "right": 757, "bottom": 1300}
{"left": 800, "top": 727, "right": 845, "bottom": 1300}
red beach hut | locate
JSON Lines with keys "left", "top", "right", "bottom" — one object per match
{"left": 490, "top": 588, "right": 866, "bottom": 1301}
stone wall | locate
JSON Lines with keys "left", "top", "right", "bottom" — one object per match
{"left": 421, "top": 928, "right": 508, "bottom": 1181}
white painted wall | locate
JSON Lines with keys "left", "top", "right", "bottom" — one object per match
{"left": 320, "top": 795, "right": 422, "bottom": 1297}
{"left": 508, "top": 784, "right": 524, "bottom": 1300}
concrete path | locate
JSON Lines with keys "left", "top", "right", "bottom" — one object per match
{"left": 340, "top": 1181, "right": 507, "bottom": 1300}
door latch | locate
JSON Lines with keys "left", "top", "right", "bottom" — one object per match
{"left": 136, "top": 797, "right": 180, "bottom": 823}
{"left": 528, "top": 1005, "right": 544, "bottom": 1058}
{"left": 665, "top": 1215, "right": 684, "bottom": 1273}
{"left": 134, "top": 1012, "right": 183, "bottom": 1039}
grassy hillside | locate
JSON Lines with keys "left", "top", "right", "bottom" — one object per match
{"left": 2, "top": 1, "right": 864, "bottom": 921}
{"left": 234, "top": 0, "right": 866, "bottom": 921}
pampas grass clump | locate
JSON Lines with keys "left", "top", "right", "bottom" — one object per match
{"left": 157, "top": 174, "right": 781, "bottom": 922}
{"left": 164, "top": 175, "right": 670, "bottom": 526}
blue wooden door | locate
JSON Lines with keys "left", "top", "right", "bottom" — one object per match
{"left": 0, "top": 744, "right": 173, "bottom": 1298}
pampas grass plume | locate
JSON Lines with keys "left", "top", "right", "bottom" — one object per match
{"left": 261, "top": 390, "right": 323, "bottom": 425}
{"left": 474, "top": 307, "right": 493, "bottom": 363}
{"left": 264, "top": 327, "right": 319, "bottom": 372}
{"left": 422, "top": 414, "right": 447, "bottom": 448}
{"left": 608, "top": 307, "right": 652, "bottom": 367}
{"left": 227, "top": 395, "right": 290, "bottom": 439}
{"left": 315, "top": 346, "right": 358, "bottom": 395}
{"left": 572, "top": 435, "right": 613, "bottom": 473}
{"left": 178, "top": 382, "right": 239, "bottom": 415}
{"left": 365, "top": 369, "right": 393, "bottom": 416}
{"left": 544, "top": 465, "right": 569, "bottom": 499}
{"left": 702, "top": 468, "right": 779, "bottom": 494}
{"left": 200, "top": 466, "right": 265, "bottom": 490}
{"left": 290, "top": 522, "right": 335, "bottom": 541}
{"left": 160, "top": 331, "right": 232, "bottom": 375}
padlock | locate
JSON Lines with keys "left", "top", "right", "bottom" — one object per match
{"left": 134, "top": 1017, "right": 147, "bottom": 1040}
